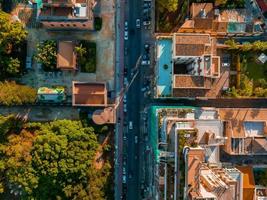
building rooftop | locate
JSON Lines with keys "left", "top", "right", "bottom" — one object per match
{"left": 72, "top": 82, "right": 107, "bottom": 106}
{"left": 57, "top": 41, "right": 77, "bottom": 70}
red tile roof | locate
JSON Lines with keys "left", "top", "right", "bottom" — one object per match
{"left": 256, "top": 0, "right": 267, "bottom": 12}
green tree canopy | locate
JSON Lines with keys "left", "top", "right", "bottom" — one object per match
{"left": 35, "top": 40, "right": 57, "bottom": 71}
{"left": 157, "top": 0, "right": 178, "bottom": 12}
{"left": 0, "top": 119, "right": 112, "bottom": 200}
{"left": 0, "top": 11, "right": 27, "bottom": 78}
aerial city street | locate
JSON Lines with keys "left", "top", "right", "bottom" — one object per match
{"left": 0, "top": 0, "right": 267, "bottom": 199}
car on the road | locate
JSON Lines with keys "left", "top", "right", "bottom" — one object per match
{"left": 123, "top": 95, "right": 127, "bottom": 103}
{"left": 123, "top": 135, "right": 127, "bottom": 141}
{"left": 129, "top": 121, "right": 133, "bottom": 129}
{"left": 124, "top": 21, "right": 128, "bottom": 31}
{"left": 144, "top": 44, "right": 150, "bottom": 54}
{"left": 136, "top": 19, "right": 141, "bottom": 28}
{"left": 124, "top": 77, "right": 128, "bottom": 86}
{"left": 134, "top": 136, "right": 138, "bottom": 144}
{"left": 123, "top": 167, "right": 126, "bottom": 175}
{"left": 122, "top": 175, "right": 127, "bottom": 183}
{"left": 123, "top": 103, "right": 127, "bottom": 113}
{"left": 141, "top": 54, "right": 150, "bottom": 65}
{"left": 143, "top": 20, "right": 151, "bottom": 26}
{"left": 222, "top": 62, "right": 230, "bottom": 67}
{"left": 124, "top": 31, "right": 128, "bottom": 40}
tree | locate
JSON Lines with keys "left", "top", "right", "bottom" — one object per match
{"left": 0, "top": 81, "right": 37, "bottom": 106}
{"left": 0, "top": 11, "right": 27, "bottom": 78}
{"left": 157, "top": 0, "right": 178, "bottom": 12}
{"left": 35, "top": 40, "right": 57, "bottom": 71}
{"left": 0, "top": 11, "right": 27, "bottom": 54}
{"left": 0, "top": 119, "right": 113, "bottom": 199}
{"left": 75, "top": 44, "right": 87, "bottom": 58}
{"left": 225, "top": 39, "right": 239, "bottom": 50}
{"left": 6, "top": 57, "right": 20, "bottom": 75}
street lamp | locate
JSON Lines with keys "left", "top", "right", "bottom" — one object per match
{"left": 114, "top": 55, "right": 142, "bottom": 110}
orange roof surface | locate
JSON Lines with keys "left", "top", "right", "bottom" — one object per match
{"left": 187, "top": 148, "right": 205, "bottom": 191}
{"left": 72, "top": 82, "right": 107, "bottom": 106}
{"left": 236, "top": 166, "right": 255, "bottom": 200}
{"left": 57, "top": 41, "right": 76, "bottom": 70}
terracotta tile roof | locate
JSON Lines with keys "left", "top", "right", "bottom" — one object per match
{"left": 72, "top": 82, "right": 107, "bottom": 106}
{"left": 173, "top": 88, "right": 208, "bottom": 97}
{"left": 194, "top": 18, "right": 213, "bottom": 30}
{"left": 174, "top": 75, "right": 205, "bottom": 88}
{"left": 174, "top": 34, "right": 210, "bottom": 57}
{"left": 175, "top": 44, "right": 205, "bottom": 56}
{"left": 175, "top": 34, "right": 210, "bottom": 45}
{"left": 57, "top": 41, "right": 76, "bottom": 70}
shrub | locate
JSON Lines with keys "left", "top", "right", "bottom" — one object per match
{"left": 0, "top": 81, "right": 37, "bottom": 105}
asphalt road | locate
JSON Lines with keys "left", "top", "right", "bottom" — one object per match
{"left": 124, "top": 0, "right": 142, "bottom": 199}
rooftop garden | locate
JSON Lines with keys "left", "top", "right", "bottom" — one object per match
{"left": 224, "top": 39, "right": 267, "bottom": 97}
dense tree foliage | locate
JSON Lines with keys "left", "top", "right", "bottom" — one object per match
{"left": 157, "top": 0, "right": 178, "bottom": 12}
{"left": 225, "top": 39, "right": 267, "bottom": 52}
{"left": 0, "top": 81, "right": 37, "bottom": 105}
{"left": 0, "top": 10, "right": 27, "bottom": 77}
{"left": 35, "top": 40, "right": 57, "bottom": 71}
{"left": 0, "top": 118, "right": 113, "bottom": 200}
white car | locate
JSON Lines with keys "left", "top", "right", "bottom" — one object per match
{"left": 124, "top": 77, "right": 128, "bottom": 86}
{"left": 136, "top": 19, "right": 140, "bottom": 28}
{"left": 122, "top": 175, "right": 127, "bottom": 183}
{"left": 141, "top": 60, "right": 151, "bottom": 65}
{"left": 124, "top": 31, "right": 128, "bottom": 40}
{"left": 123, "top": 95, "right": 127, "bottom": 103}
{"left": 129, "top": 121, "right": 133, "bottom": 130}
{"left": 222, "top": 63, "right": 230, "bottom": 67}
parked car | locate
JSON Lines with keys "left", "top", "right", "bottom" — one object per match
{"left": 136, "top": 19, "right": 141, "bottom": 28}
{"left": 129, "top": 121, "right": 133, "bottom": 129}
{"left": 124, "top": 31, "right": 128, "bottom": 40}
{"left": 124, "top": 21, "right": 128, "bottom": 31}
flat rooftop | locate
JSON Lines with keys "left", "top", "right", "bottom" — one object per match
{"left": 72, "top": 82, "right": 107, "bottom": 106}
